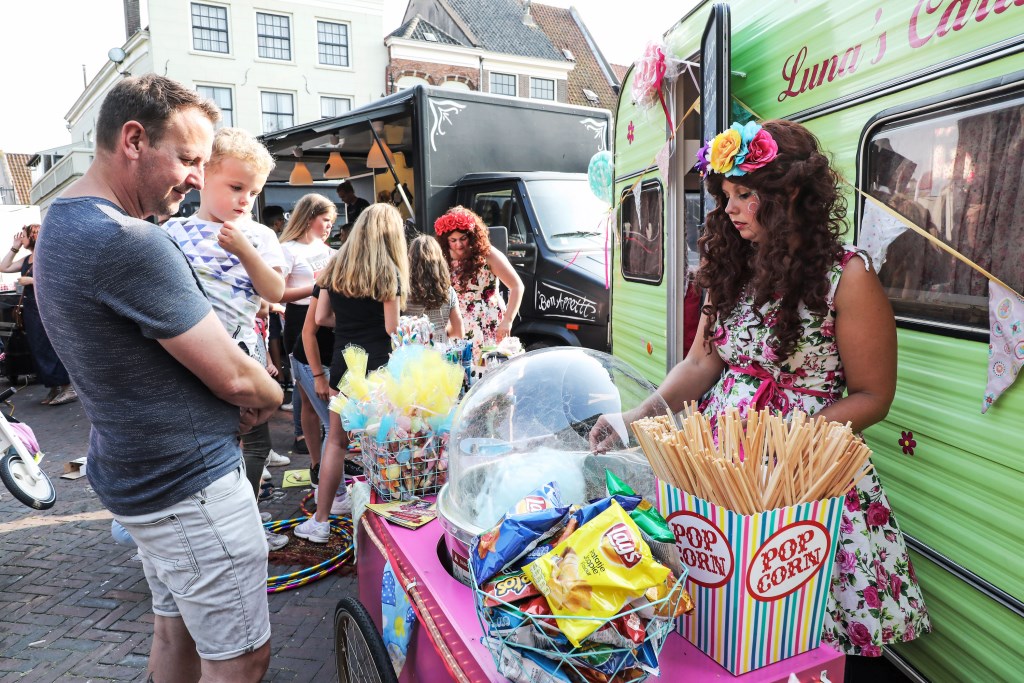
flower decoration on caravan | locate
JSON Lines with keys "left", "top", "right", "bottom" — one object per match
{"left": 631, "top": 42, "right": 667, "bottom": 109}
{"left": 696, "top": 121, "right": 779, "bottom": 177}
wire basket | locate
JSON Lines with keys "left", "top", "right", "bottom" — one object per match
{"left": 360, "top": 432, "right": 448, "bottom": 501}
{"left": 471, "top": 562, "right": 687, "bottom": 683}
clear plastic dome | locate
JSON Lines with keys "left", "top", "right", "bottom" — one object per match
{"left": 438, "top": 348, "right": 667, "bottom": 537}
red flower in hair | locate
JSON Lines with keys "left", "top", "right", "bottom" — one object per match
{"left": 434, "top": 210, "right": 476, "bottom": 236}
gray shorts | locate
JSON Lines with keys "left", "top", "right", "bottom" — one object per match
{"left": 114, "top": 465, "right": 271, "bottom": 660}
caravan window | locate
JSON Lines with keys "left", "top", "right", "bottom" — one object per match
{"left": 863, "top": 93, "right": 1024, "bottom": 332}
{"left": 619, "top": 181, "right": 664, "bottom": 284}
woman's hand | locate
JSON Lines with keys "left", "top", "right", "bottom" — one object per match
{"left": 17, "top": 276, "right": 32, "bottom": 287}
{"left": 12, "top": 231, "right": 24, "bottom": 249}
{"left": 314, "top": 373, "right": 330, "bottom": 402}
{"left": 588, "top": 412, "right": 629, "bottom": 453}
{"left": 495, "top": 319, "right": 511, "bottom": 342}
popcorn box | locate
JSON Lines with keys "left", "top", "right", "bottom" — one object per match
{"left": 657, "top": 481, "right": 844, "bottom": 675}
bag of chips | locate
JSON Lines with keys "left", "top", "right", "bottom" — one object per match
{"left": 523, "top": 501, "right": 670, "bottom": 647}
{"left": 605, "top": 470, "right": 674, "bottom": 543}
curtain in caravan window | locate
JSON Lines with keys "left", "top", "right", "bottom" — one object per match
{"left": 619, "top": 181, "right": 664, "bottom": 284}
{"left": 865, "top": 98, "right": 1024, "bottom": 330}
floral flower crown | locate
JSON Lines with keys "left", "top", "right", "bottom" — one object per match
{"left": 434, "top": 210, "right": 477, "bottom": 237}
{"left": 695, "top": 121, "right": 779, "bottom": 177}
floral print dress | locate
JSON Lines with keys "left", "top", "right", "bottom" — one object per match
{"left": 700, "top": 246, "right": 931, "bottom": 656}
{"left": 451, "top": 259, "right": 505, "bottom": 350}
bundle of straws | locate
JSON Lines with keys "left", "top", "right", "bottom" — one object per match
{"left": 631, "top": 405, "right": 873, "bottom": 513}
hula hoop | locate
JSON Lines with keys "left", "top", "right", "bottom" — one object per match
{"left": 265, "top": 491, "right": 355, "bottom": 593}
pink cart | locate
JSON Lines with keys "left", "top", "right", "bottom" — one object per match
{"left": 335, "top": 507, "right": 845, "bottom": 683}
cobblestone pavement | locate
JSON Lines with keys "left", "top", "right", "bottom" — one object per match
{"left": 0, "top": 380, "right": 354, "bottom": 682}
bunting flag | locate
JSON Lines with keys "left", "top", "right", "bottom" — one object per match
{"left": 858, "top": 200, "right": 907, "bottom": 270}
{"left": 983, "top": 281, "right": 1024, "bottom": 413}
{"left": 655, "top": 140, "right": 673, "bottom": 184}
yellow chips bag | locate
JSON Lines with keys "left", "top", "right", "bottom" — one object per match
{"left": 523, "top": 500, "right": 670, "bottom": 647}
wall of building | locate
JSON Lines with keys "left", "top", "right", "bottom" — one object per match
{"left": 147, "top": 0, "right": 386, "bottom": 133}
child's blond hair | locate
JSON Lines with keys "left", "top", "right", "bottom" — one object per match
{"left": 208, "top": 127, "right": 275, "bottom": 176}
{"left": 317, "top": 203, "right": 409, "bottom": 307}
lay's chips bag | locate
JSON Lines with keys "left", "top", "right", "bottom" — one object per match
{"left": 523, "top": 500, "right": 670, "bottom": 647}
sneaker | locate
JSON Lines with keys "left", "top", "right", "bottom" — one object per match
{"left": 262, "top": 467, "right": 271, "bottom": 481}
{"left": 310, "top": 463, "right": 320, "bottom": 491}
{"left": 49, "top": 386, "right": 78, "bottom": 406}
{"left": 279, "top": 402, "right": 293, "bottom": 412}
{"left": 343, "top": 459, "right": 364, "bottom": 477}
{"left": 292, "top": 438, "right": 309, "bottom": 455}
{"left": 260, "top": 511, "right": 273, "bottom": 523}
{"left": 294, "top": 517, "right": 331, "bottom": 544}
{"left": 331, "top": 492, "right": 352, "bottom": 516}
{"left": 266, "top": 450, "right": 290, "bottom": 467}
{"left": 265, "top": 528, "right": 289, "bottom": 551}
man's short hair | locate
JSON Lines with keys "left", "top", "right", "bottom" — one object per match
{"left": 95, "top": 74, "right": 221, "bottom": 152}
{"left": 337, "top": 181, "right": 354, "bottom": 196}
{"left": 263, "top": 205, "right": 285, "bottom": 224}
{"left": 208, "top": 128, "right": 276, "bottom": 177}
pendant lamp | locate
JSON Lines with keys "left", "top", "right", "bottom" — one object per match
{"left": 289, "top": 148, "right": 314, "bottom": 185}
{"left": 324, "top": 135, "right": 350, "bottom": 179}
{"left": 366, "top": 140, "right": 395, "bottom": 169}
{"left": 289, "top": 161, "right": 313, "bottom": 185}
{"left": 366, "top": 122, "right": 395, "bottom": 169}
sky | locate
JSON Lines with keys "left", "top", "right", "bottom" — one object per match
{"left": 0, "top": 0, "right": 688, "bottom": 155}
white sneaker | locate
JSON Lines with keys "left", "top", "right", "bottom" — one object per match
{"left": 267, "top": 450, "right": 291, "bottom": 467}
{"left": 280, "top": 402, "right": 293, "bottom": 412}
{"left": 265, "top": 528, "right": 289, "bottom": 551}
{"left": 331, "top": 492, "right": 352, "bottom": 516}
{"left": 262, "top": 467, "right": 271, "bottom": 481}
{"left": 260, "top": 511, "right": 273, "bottom": 523}
{"left": 294, "top": 517, "right": 331, "bottom": 544}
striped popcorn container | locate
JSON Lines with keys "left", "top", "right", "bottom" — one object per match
{"left": 657, "top": 481, "right": 844, "bottom": 675}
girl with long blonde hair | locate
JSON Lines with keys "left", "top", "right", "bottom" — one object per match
{"left": 294, "top": 203, "right": 409, "bottom": 543}
{"left": 278, "top": 193, "right": 337, "bottom": 475}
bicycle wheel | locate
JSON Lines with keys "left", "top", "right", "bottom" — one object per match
{"left": 334, "top": 596, "right": 398, "bottom": 683}
{"left": 0, "top": 450, "right": 56, "bottom": 510}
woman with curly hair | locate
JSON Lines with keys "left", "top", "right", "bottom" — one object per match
{"left": 405, "top": 236, "right": 464, "bottom": 344}
{"left": 595, "top": 119, "right": 930, "bottom": 657}
{"left": 434, "top": 206, "right": 523, "bottom": 354}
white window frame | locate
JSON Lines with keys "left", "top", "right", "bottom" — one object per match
{"left": 260, "top": 90, "right": 295, "bottom": 134}
{"left": 490, "top": 72, "right": 517, "bottom": 97}
{"left": 530, "top": 77, "right": 555, "bottom": 101}
{"left": 190, "top": 2, "right": 230, "bottom": 55}
{"left": 316, "top": 19, "right": 350, "bottom": 68}
{"left": 320, "top": 96, "right": 352, "bottom": 119}
{"left": 256, "top": 11, "right": 292, "bottom": 61}
{"left": 196, "top": 84, "right": 234, "bottom": 127}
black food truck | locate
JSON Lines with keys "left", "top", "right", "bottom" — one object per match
{"left": 259, "top": 85, "right": 612, "bottom": 351}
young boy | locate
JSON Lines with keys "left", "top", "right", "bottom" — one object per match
{"left": 163, "top": 128, "right": 289, "bottom": 550}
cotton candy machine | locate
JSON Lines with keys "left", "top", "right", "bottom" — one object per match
{"left": 436, "top": 347, "right": 667, "bottom": 585}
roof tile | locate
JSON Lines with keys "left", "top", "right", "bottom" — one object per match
{"left": 446, "top": 0, "right": 564, "bottom": 61}
{"left": 530, "top": 4, "right": 619, "bottom": 110}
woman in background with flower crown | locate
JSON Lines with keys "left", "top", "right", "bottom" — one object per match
{"left": 434, "top": 207, "right": 523, "bottom": 355}
{"left": 595, "top": 119, "right": 930, "bottom": 656}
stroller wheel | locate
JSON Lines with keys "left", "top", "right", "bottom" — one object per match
{"left": 0, "top": 450, "right": 56, "bottom": 510}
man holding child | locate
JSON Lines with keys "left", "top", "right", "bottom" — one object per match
{"left": 34, "top": 75, "right": 282, "bottom": 683}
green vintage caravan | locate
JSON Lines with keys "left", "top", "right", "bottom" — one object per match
{"left": 611, "top": 1, "right": 1024, "bottom": 680}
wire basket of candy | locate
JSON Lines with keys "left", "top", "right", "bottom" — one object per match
{"left": 469, "top": 476, "right": 693, "bottom": 683}
{"left": 360, "top": 432, "right": 448, "bottom": 502}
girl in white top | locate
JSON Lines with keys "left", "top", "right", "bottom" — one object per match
{"left": 279, "top": 194, "right": 337, "bottom": 478}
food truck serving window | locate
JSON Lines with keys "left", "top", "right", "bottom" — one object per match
{"left": 861, "top": 92, "right": 1024, "bottom": 333}
{"left": 619, "top": 180, "right": 664, "bottom": 285}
